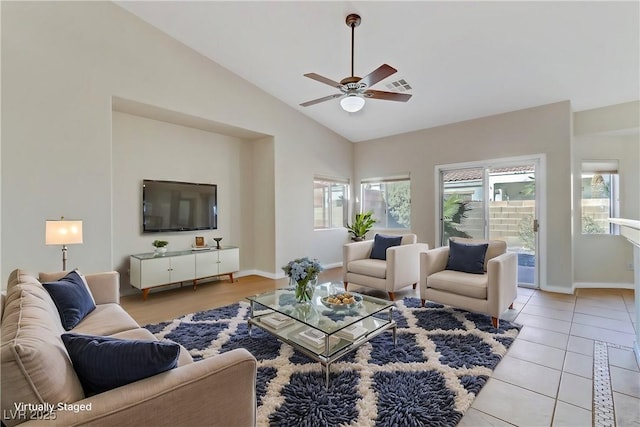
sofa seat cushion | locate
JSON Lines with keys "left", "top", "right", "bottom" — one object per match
{"left": 61, "top": 333, "right": 180, "bottom": 396}
{"left": 427, "top": 270, "right": 488, "bottom": 299}
{"left": 1, "top": 287, "right": 85, "bottom": 423}
{"left": 347, "top": 259, "right": 387, "bottom": 279}
{"left": 110, "top": 328, "right": 194, "bottom": 367}
{"left": 71, "top": 303, "right": 140, "bottom": 336}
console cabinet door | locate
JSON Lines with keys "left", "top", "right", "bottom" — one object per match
{"left": 218, "top": 248, "right": 240, "bottom": 274}
{"left": 195, "top": 251, "right": 218, "bottom": 278}
{"left": 139, "top": 257, "right": 172, "bottom": 287}
{"left": 169, "top": 254, "right": 196, "bottom": 283}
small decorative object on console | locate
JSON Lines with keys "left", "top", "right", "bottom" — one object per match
{"left": 152, "top": 240, "right": 168, "bottom": 255}
{"left": 282, "top": 257, "right": 323, "bottom": 303}
{"left": 195, "top": 236, "right": 205, "bottom": 247}
{"left": 213, "top": 237, "right": 223, "bottom": 249}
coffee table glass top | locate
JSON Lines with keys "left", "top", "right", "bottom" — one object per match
{"left": 246, "top": 282, "right": 394, "bottom": 335}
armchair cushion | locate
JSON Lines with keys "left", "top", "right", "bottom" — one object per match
{"left": 370, "top": 234, "right": 402, "bottom": 260}
{"left": 61, "top": 333, "right": 180, "bottom": 396}
{"left": 43, "top": 270, "right": 96, "bottom": 330}
{"left": 347, "top": 258, "right": 387, "bottom": 279}
{"left": 428, "top": 270, "right": 488, "bottom": 299}
{"left": 446, "top": 240, "right": 488, "bottom": 274}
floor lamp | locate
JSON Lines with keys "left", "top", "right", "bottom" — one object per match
{"left": 45, "top": 217, "right": 83, "bottom": 271}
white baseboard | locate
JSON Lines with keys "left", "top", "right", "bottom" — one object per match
{"left": 539, "top": 283, "right": 574, "bottom": 294}
{"left": 322, "top": 262, "right": 343, "bottom": 270}
{"left": 573, "top": 281, "right": 634, "bottom": 290}
{"left": 236, "top": 269, "right": 282, "bottom": 280}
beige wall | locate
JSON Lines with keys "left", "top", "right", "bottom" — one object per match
{"left": 572, "top": 102, "right": 640, "bottom": 286}
{"left": 112, "top": 112, "right": 262, "bottom": 294}
{"left": 355, "top": 102, "right": 573, "bottom": 291}
{"left": 0, "top": 1, "right": 353, "bottom": 282}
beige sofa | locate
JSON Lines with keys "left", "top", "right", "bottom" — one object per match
{"left": 1, "top": 269, "right": 257, "bottom": 426}
{"left": 420, "top": 238, "right": 517, "bottom": 328}
{"left": 343, "top": 234, "right": 429, "bottom": 300}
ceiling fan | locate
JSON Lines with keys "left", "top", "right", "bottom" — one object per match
{"left": 300, "top": 13, "right": 412, "bottom": 113}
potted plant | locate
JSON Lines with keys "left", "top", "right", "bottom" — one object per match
{"left": 152, "top": 240, "right": 169, "bottom": 254}
{"left": 346, "top": 211, "right": 376, "bottom": 241}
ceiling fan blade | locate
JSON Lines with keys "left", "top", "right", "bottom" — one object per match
{"left": 304, "top": 73, "right": 343, "bottom": 89}
{"left": 364, "top": 90, "right": 412, "bottom": 102}
{"left": 300, "top": 93, "right": 343, "bottom": 107}
{"left": 359, "top": 64, "right": 397, "bottom": 88}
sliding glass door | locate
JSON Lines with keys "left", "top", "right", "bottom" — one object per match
{"left": 439, "top": 160, "right": 539, "bottom": 288}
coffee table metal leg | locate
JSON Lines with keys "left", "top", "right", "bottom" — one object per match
{"left": 248, "top": 302, "right": 254, "bottom": 337}
{"left": 325, "top": 363, "right": 330, "bottom": 387}
{"left": 389, "top": 308, "right": 397, "bottom": 346}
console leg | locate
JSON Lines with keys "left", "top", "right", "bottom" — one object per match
{"left": 142, "top": 288, "right": 150, "bottom": 301}
{"left": 388, "top": 292, "right": 395, "bottom": 301}
{"left": 229, "top": 273, "right": 235, "bottom": 283}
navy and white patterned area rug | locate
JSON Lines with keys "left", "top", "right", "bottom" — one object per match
{"left": 145, "top": 297, "right": 520, "bottom": 427}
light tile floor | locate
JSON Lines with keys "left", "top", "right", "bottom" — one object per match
{"left": 459, "top": 287, "right": 639, "bottom": 427}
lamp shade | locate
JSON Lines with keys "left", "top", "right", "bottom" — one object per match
{"left": 46, "top": 220, "right": 83, "bottom": 245}
{"left": 340, "top": 95, "right": 365, "bottom": 112}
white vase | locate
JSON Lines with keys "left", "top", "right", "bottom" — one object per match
{"left": 154, "top": 247, "right": 168, "bottom": 255}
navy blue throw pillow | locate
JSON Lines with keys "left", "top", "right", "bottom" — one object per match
{"left": 445, "top": 240, "right": 489, "bottom": 274}
{"left": 61, "top": 333, "right": 180, "bottom": 396}
{"left": 370, "top": 234, "right": 403, "bottom": 260}
{"left": 43, "top": 270, "right": 96, "bottom": 330}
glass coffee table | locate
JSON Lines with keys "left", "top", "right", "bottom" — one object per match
{"left": 247, "top": 282, "right": 396, "bottom": 386}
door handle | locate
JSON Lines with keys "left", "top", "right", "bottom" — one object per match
{"left": 533, "top": 219, "right": 539, "bottom": 232}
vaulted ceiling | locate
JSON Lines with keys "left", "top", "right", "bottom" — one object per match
{"left": 116, "top": 1, "right": 639, "bottom": 142}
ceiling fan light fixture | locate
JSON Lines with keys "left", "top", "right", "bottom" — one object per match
{"left": 340, "top": 94, "right": 365, "bottom": 112}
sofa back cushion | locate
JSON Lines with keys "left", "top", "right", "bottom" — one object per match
{"left": 1, "top": 270, "right": 84, "bottom": 427}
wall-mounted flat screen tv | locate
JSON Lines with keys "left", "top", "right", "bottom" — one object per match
{"left": 142, "top": 179, "right": 217, "bottom": 232}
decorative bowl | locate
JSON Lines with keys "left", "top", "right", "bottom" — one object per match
{"left": 321, "top": 293, "right": 363, "bottom": 309}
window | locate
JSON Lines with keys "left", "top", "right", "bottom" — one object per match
{"left": 581, "top": 160, "right": 619, "bottom": 235}
{"left": 361, "top": 176, "right": 411, "bottom": 229}
{"left": 314, "top": 177, "right": 349, "bottom": 229}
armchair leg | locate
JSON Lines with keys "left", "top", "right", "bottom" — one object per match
{"left": 388, "top": 292, "right": 395, "bottom": 301}
{"left": 420, "top": 299, "right": 425, "bottom": 307}
{"left": 412, "top": 283, "right": 417, "bottom": 290}
{"left": 344, "top": 282, "right": 348, "bottom": 291}
{"left": 509, "top": 302, "right": 514, "bottom": 309}
{"left": 491, "top": 317, "right": 499, "bottom": 328}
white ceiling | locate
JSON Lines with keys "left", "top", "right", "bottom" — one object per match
{"left": 116, "top": 1, "right": 639, "bottom": 142}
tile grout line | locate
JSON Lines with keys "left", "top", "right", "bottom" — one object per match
{"left": 593, "top": 341, "right": 616, "bottom": 427}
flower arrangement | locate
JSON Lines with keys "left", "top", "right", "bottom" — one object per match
{"left": 282, "top": 257, "right": 323, "bottom": 303}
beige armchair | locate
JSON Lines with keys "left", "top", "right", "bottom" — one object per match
{"left": 420, "top": 237, "right": 517, "bottom": 328}
{"left": 343, "top": 234, "right": 429, "bottom": 300}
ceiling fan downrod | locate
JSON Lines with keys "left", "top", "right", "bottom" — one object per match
{"left": 346, "top": 14, "right": 361, "bottom": 80}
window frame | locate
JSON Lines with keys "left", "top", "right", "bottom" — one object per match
{"left": 359, "top": 175, "right": 411, "bottom": 230}
{"left": 580, "top": 160, "right": 620, "bottom": 235}
{"left": 313, "top": 176, "right": 349, "bottom": 230}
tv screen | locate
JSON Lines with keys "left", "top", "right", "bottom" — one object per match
{"left": 142, "top": 180, "right": 217, "bottom": 232}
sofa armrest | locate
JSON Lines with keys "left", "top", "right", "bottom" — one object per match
{"left": 419, "top": 246, "right": 449, "bottom": 295}
{"left": 23, "top": 348, "right": 257, "bottom": 427}
{"left": 386, "top": 243, "right": 429, "bottom": 290}
{"left": 487, "top": 252, "right": 518, "bottom": 314}
{"left": 343, "top": 240, "right": 374, "bottom": 280}
{"left": 85, "top": 272, "right": 120, "bottom": 305}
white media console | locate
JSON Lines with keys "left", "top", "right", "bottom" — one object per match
{"left": 130, "top": 246, "right": 239, "bottom": 300}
